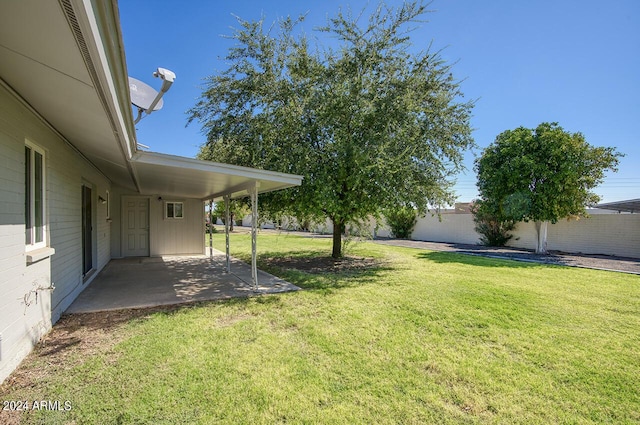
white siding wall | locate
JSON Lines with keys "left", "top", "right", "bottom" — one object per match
{"left": 48, "top": 160, "right": 111, "bottom": 321}
{"left": 0, "top": 85, "right": 111, "bottom": 383}
{"left": 151, "top": 198, "right": 204, "bottom": 256}
{"left": 110, "top": 186, "right": 204, "bottom": 257}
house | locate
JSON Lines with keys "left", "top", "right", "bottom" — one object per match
{"left": 0, "top": 0, "right": 302, "bottom": 383}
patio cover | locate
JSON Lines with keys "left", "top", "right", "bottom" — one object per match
{"left": 594, "top": 198, "right": 640, "bottom": 213}
{"left": 131, "top": 151, "right": 302, "bottom": 200}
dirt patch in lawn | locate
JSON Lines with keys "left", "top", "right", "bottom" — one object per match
{"left": 0, "top": 306, "right": 189, "bottom": 425}
{"left": 264, "top": 255, "right": 385, "bottom": 275}
{"left": 0, "top": 306, "right": 181, "bottom": 398}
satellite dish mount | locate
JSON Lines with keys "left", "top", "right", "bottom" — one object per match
{"left": 129, "top": 67, "right": 176, "bottom": 124}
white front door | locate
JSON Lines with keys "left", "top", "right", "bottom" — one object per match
{"left": 123, "top": 197, "right": 149, "bottom": 257}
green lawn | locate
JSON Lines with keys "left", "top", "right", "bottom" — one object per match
{"left": 2, "top": 232, "right": 639, "bottom": 424}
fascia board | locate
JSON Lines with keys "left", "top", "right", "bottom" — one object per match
{"left": 72, "top": 0, "right": 141, "bottom": 191}
{"left": 132, "top": 151, "right": 304, "bottom": 187}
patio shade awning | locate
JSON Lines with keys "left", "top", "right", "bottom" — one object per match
{"left": 131, "top": 151, "right": 303, "bottom": 200}
{"left": 594, "top": 198, "right": 640, "bottom": 213}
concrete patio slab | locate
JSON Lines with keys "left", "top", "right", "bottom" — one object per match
{"left": 66, "top": 249, "right": 300, "bottom": 314}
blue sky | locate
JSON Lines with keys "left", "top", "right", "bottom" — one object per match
{"left": 119, "top": 0, "right": 639, "bottom": 203}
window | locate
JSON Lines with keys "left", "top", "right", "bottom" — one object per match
{"left": 25, "top": 142, "right": 46, "bottom": 249}
{"left": 165, "top": 201, "right": 184, "bottom": 219}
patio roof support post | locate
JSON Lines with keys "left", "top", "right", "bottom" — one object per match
{"left": 250, "top": 183, "right": 259, "bottom": 291}
{"left": 224, "top": 195, "right": 231, "bottom": 273}
{"left": 208, "top": 199, "right": 213, "bottom": 260}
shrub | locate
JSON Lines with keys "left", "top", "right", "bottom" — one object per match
{"left": 385, "top": 207, "right": 417, "bottom": 239}
{"left": 470, "top": 201, "right": 516, "bottom": 246}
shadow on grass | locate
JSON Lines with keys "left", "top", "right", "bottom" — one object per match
{"left": 416, "top": 251, "right": 545, "bottom": 268}
{"left": 256, "top": 251, "right": 393, "bottom": 292}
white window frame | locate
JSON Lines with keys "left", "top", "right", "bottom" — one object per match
{"left": 25, "top": 141, "right": 47, "bottom": 251}
{"left": 165, "top": 201, "right": 184, "bottom": 219}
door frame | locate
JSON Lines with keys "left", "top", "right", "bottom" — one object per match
{"left": 81, "top": 183, "right": 95, "bottom": 279}
{"left": 121, "top": 196, "right": 151, "bottom": 257}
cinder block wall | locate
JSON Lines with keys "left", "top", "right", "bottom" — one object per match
{"left": 410, "top": 214, "right": 481, "bottom": 245}
{"left": 242, "top": 211, "right": 639, "bottom": 259}
{"left": 516, "top": 215, "right": 640, "bottom": 258}
{"left": 379, "top": 213, "right": 640, "bottom": 258}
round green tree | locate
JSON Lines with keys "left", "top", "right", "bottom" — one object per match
{"left": 474, "top": 122, "right": 622, "bottom": 253}
{"left": 188, "top": 1, "right": 475, "bottom": 258}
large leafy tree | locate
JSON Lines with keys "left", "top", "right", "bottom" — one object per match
{"left": 188, "top": 1, "right": 475, "bottom": 257}
{"left": 474, "top": 122, "right": 622, "bottom": 254}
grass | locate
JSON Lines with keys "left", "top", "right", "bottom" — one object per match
{"left": 2, "top": 232, "right": 639, "bottom": 424}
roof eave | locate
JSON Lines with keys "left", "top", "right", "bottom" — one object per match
{"left": 71, "top": 0, "right": 140, "bottom": 188}
{"left": 131, "top": 151, "right": 303, "bottom": 200}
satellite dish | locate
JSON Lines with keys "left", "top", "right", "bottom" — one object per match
{"left": 129, "top": 77, "right": 164, "bottom": 111}
{"left": 129, "top": 68, "right": 176, "bottom": 124}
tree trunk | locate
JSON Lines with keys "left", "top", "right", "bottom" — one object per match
{"left": 332, "top": 219, "right": 344, "bottom": 258}
{"left": 229, "top": 212, "right": 235, "bottom": 232}
{"left": 535, "top": 221, "right": 548, "bottom": 254}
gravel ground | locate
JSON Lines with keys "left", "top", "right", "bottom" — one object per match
{"left": 373, "top": 239, "right": 640, "bottom": 275}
